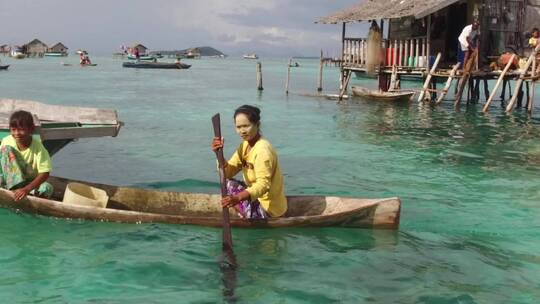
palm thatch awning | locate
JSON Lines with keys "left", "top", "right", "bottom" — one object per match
{"left": 317, "top": 0, "right": 461, "bottom": 24}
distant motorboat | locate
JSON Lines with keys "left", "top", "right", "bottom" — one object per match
{"left": 127, "top": 54, "right": 157, "bottom": 61}
{"left": 44, "top": 52, "right": 67, "bottom": 57}
{"left": 122, "top": 61, "right": 191, "bottom": 69}
{"left": 0, "top": 65, "right": 9, "bottom": 70}
{"left": 243, "top": 54, "right": 258, "bottom": 59}
{"left": 10, "top": 48, "right": 25, "bottom": 59}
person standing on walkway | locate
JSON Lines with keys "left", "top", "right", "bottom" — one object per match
{"left": 458, "top": 20, "right": 480, "bottom": 67}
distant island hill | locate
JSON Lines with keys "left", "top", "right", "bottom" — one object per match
{"left": 148, "top": 46, "right": 226, "bottom": 57}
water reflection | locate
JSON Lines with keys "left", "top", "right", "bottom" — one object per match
{"left": 334, "top": 100, "right": 540, "bottom": 168}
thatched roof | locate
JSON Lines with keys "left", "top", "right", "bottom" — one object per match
{"left": 317, "top": 0, "right": 460, "bottom": 24}
{"left": 133, "top": 43, "right": 148, "bottom": 50}
{"left": 25, "top": 38, "right": 48, "bottom": 47}
{"left": 51, "top": 42, "right": 68, "bottom": 49}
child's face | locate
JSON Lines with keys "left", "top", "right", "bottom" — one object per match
{"left": 10, "top": 126, "right": 33, "bottom": 142}
{"left": 534, "top": 31, "right": 539, "bottom": 38}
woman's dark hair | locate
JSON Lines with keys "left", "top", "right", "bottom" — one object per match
{"left": 9, "top": 110, "right": 35, "bottom": 129}
{"left": 233, "top": 105, "right": 261, "bottom": 124}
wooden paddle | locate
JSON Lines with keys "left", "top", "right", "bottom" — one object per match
{"left": 211, "top": 113, "right": 237, "bottom": 268}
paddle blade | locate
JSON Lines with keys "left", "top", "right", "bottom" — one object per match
{"left": 212, "top": 113, "right": 226, "bottom": 168}
{"left": 212, "top": 113, "right": 221, "bottom": 138}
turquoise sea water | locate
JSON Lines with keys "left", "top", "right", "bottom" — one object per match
{"left": 1, "top": 55, "right": 539, "bottom": 303}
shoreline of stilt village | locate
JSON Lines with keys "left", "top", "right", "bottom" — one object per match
{"left": 3, "top": 1, "right": 540, "bottom": 112}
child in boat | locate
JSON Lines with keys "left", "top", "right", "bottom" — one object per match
{"left": 0, "top": 110, "right": 53, "bottom": 201}
{"left": 211, "top": 105, "right": 287, "bottom": 219}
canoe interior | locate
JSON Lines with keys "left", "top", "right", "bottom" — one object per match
{"left": 47, "top": 176, "right": 397, "bottom": 220}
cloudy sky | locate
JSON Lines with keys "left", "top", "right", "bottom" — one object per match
{"left": 0, "top": 0, "right": 369, "bottom": 57}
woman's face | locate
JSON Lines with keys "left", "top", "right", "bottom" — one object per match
{"left": 235, "top": 113, "right": 259, "bottom": 141}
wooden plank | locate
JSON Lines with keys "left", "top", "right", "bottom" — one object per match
{"left": 417, "top": 52, "right": 441, "bottom": 102}
{"left": 482, "top": 54, "right": 516, "bottom": 112}
{"left": 436, "top": 63, "right": 460, "bottom": 104}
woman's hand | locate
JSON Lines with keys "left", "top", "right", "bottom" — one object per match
{"left": 221, "top": 195, "right": 240, "bottom": 208}
{"left": 211, "top": 137, "right": 224, "bottom": 152}
{"left": 13, "top": 187, "right": 30, "bottom": 202}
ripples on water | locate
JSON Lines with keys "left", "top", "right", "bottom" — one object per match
{"left": 0, "top": 57, "right": 539, "bottom": 302}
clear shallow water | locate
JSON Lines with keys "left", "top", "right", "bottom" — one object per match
{"left": 0, "top": 55, "right": 539, "bottom": 303}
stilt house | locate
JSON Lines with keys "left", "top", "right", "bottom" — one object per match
{"left": 318, "top": 0, "right": 539, "bottom": 76}
{"left": 24, "top": 39, "right": 48, "bottom": 57}
{"left": 132, "top": 44, "right": 148, "bottom": 55}
{"left": 48, "top": 42, "right": 69, "bottom": 55}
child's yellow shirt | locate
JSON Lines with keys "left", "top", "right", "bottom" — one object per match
{"left": 223, "top": 138, "right": 287, "bottom": 217}
{"left": 1, "top": 135, "right": 52, "bottom": 178}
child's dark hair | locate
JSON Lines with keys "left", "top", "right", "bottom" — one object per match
{"left": 9, "top": 110, "right": 35, "bottom": 129}
{"left": 533, "top": 28, "right": 539, "bottom": 34}
{"left": 234, "top": 105, "right": 261, "bottom": 124}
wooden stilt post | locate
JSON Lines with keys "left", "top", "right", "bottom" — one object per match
{"left": 339, "top": 70, "right": 352, "bottom": 101}
{"left": 340, "top": 22, "right": 346, "bottom": 90}
{"left": 455, "top": 48, "right": 478, "bottom": 107}
{"left": 426, "top": 15, "right": 431, "bottom": 70}
{"left": 528, "top": 57, "right": 537, "bottom": 113}
{"left": 318, "top": 50, "right": 323, "bottom": 92}
{"left": 286, "top": 58, "right": 292, "bottom": 95}
{"left": 435, "top": 62, "right": 460, "bottom": 104}
{"left": 389, "top": 65, "right": 398, "bottom": 91}
{"left": 483, "top": 78, "right": 490, "bottom": 101}
{"left": 418, "top": 52, "right": 441, "bottom": 102}
{"left": 506, "top": 45, "right": 540, "bottom": 112}
{"left": 256, "top": 62, "right": 263, "bottom": 91}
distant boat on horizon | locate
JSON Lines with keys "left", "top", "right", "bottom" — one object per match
{"left": 44, "top": 52, "right": 67, "bottom": 57}
{"left": 243, "top": 53, "right": 258, "bottom": 59}
{"left": 127, "top": 54, "right": 157, "bottom": 61}
{"left": 10, "top": 47, "right": 25, "bottom": 59}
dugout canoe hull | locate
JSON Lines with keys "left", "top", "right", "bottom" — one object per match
{"left": 0, "top": 176, "right": 400, "bottom": 229}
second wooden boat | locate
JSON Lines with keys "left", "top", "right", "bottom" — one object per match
{"left": 122, "top": 62, "right": 191, "bottom": 69}
{"left": 0, "top": 176, "right": 400, "bottom": 229}
{"left": 0, "top": 99, "right": 122, "bottom": 155}
{"left": 352, "top": 86, "right": 415, "bottom": 102}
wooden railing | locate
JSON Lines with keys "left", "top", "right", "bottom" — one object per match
{"left": 343, "top": 37, "right": 428, "bottom": 68}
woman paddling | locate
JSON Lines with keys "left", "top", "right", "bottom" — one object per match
{"left": 211, "top": 105, "right": 287, "bottom": 219}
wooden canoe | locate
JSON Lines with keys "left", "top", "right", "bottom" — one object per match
{"left": 352, "top": 86, "right": 415, "bottom": 102}
{"left": 122, "top": 62, "right": 191, "bottom": 69}
{"left": 0, "top": 176, "right": 401, "bottom": 229}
